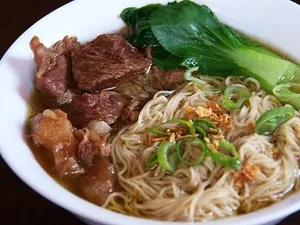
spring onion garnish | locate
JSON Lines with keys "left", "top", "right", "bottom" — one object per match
{"left": 176, "top": 137, "right": 207, "bottom": 166}
{"left": 224, "top": 86, "right": 251, "bottom": 110}
{"left": 184, "top": 67, "right": 224, "bottom": 94}
{"left": 148, "top": 127, "right": 170, "bottom": 136}
{"left": 254, "top": 107, "right": 295, "bottom": 136}
{"left": 149, "top": 119, "right": 196, "bottom": 136}
{"left": 206, "top": 140, "right": 241, "bottom": 170}
{"left": 193, "top": 119, "right": 217, "bottom": 137}
{"left": 157, "top": 141, "right": 178, "bottom": 172}
{"left": 146, "top": 152, "right": 159, "bottom": 168}
{"left": 273, "top": 83, "right": 300, "bottom": 110}
{"left": 148, "top": 118, "right": 241, "bottom": 171}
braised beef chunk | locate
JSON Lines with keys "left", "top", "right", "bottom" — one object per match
{"left": 28, "top": 31, "right": 188, "bottom": 205}
{"left": 71, "top": 34, "right": 151, "bottom": 92}
{"left": 74, "top": 128, "right": 111, "bottom": 168}
{"left": 115, "top": 66, "right": 185, "bottom": 123}
{"left": 81, "top": 157, "right": 117, "bottom": 205}
{"left": 69, "top": 91, "right": 125, "bottom": 128}
{"left": 30, "top": 109, "right": 83, "bottom": 176}
{"left": 122, "top": 99, "right": 147, "bottom": 121}
{"left": 30, "top": 36, "right": 80, "bottom": 104}
{"left": 151, "top": 66, "right": 185, "bottom": 90}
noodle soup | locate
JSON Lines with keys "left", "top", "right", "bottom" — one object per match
{"left": 26, "top": 0, "right": 300, "bottom": 222}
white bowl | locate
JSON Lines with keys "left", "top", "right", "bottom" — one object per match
{"left": 0, "top": 0, "right": 299, "bottom": 225}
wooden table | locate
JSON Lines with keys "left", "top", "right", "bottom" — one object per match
{"left": 1, "top": 1, "right": 299, "bottom": 224}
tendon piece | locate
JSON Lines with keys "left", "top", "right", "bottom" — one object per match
{"left": 30, "top": 36, "right": 80, "bottom": 104}
{"left": 74, "top": 128, "right": 111, "bottom": 168}
{"left": 30, "top": 109, "right": 83, "bottom": 176}
{"left": 71, "top": 34, "right": 151, "bottom": 92}
{"left": 81, "top": 157, "right": 117, "bottom": 205}
{"left": 87, "top": 120, "right": 112, "bottom": 135}
{"left": 69, "top": 91, "right": 126, "bottom": 128}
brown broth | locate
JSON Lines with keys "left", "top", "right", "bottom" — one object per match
{"left": 24, "top": 88, "right": 84, "bottom": 198}
{"left": 24, "top": 26, "right": 299, "bottom": 216}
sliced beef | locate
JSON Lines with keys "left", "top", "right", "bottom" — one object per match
{"left": 81, "top": 157, "right": 117, "bottom": 205}
{"left": 30, "top": 36, "right": 80, "bottom": 104}
{"left": 74, "top": 128, "right": 111, "bottom": 168}
{"left": 68, "top": 91, "right": 125, "bottom": 128}
{"left": 71, "top": 34, "right": 151, "bottom": 92}
{"left": 30, "top": 109, "right": 83, "bottom": 176}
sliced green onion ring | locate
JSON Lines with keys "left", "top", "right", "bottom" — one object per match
{"left": 254, "top": 107, "right": 295, "bottom": 136}
{"left": 193, "top": 119, "right": 217, "bottom": 137}
{"left": 149, "top": 119, "right": 196, "bottom": 136}
{"left": 157, "top": 141, "right": 178, "bottom": 172}
{"left": 194, "top": 125, "right": 206, "bottom": 138}
{"left": 148, "top": 127, "right": 170, "bottom": 136}
{"left": 176, "top": 137, "right": 207, "bottom": 166}
{"left": 146, "top": 152, "right": 159, "bottom": 168}
{"left": 224, "top": 85, "right": 250, "bottom": 109}
{"left": 184, "top": 67, "right": 224, "bottom": 94}
{"left": 207, "top": 140, "right": 241, "bottom": 170}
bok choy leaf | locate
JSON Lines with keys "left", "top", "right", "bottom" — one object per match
{"left": 120, "top": 1, "right": 300, "bottom": 109}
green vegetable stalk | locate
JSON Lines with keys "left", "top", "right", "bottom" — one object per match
{"left": 121, "top": 1, "right": 300, "bottom": 110}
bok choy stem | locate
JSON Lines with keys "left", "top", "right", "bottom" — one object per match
{"left": 121, "top": 1, "right": 300, "bottom": 109}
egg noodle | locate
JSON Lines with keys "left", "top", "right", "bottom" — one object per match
{"left": 103, "top": 76, "right": 300, "bottom": 222}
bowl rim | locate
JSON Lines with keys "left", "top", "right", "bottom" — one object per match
{"left": 1, "top": 0, "right": 300, "bottom": 225}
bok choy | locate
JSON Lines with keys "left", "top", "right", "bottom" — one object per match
{"left": 121, "top": 0, "right": 300, "bottom": 109}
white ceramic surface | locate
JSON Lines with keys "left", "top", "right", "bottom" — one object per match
{"left": 0, "top": 0, "right": 300, "bottom": 225}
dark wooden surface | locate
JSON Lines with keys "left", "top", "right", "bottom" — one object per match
{"left": 1, "top": 0, "right": 300, "bottom": 225}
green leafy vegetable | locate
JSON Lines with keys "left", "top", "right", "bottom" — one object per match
{"left": 148, "top": 1, "right": 300, "bottom": 109}
{"left": 121, "top": 4, "right": 161, "bottom": 48}
{"left": 121, "top": 2, "right": 186, "bottom": 70}
{"left": 121, "top": 1, "right": 300, "bottom": 109}
{"left": 254, "top": 107, "right": 295, "bottom": 136}
{"left": 224, "top": 86, "right": 251, "bottom": 109}
{"left": 151, "top": 45, "right": 184, "bottom": 71}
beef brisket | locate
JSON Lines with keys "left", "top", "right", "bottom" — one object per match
{"left": 68, "top": 91, "right": 125, "bottom": 128}
{"left": 80, "top": 157, "right": 117, "bottom": 206}
{"left": 30, "top": 36, "right": 80, "bottom": 104}
{"left": 71, "top": 34, "right": 151, "bottom": 92}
